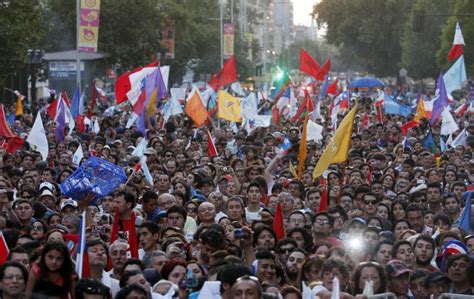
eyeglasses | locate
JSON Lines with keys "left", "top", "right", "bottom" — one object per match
{"left": 236, "top": 275, "right": 259, "bottom": 283}
{"left": 278, "top": 247, "right": 295, "bottom": 254}
{"left": 364, "top": 199, "right": 377, "bottom": 205}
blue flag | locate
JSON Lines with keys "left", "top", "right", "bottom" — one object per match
{"left": 430, "top": 72, "right": 449, "bottom": 125}
{"left": 70, "top": 86, "right": 81, "bottom": 119}
{"left": 459, "top": 191, "right": 472, "bottom": 234}
{"left": 384, "top": 94, "right": 412, "bottom": 117}
{"left": 55, "top": 99, "right": 66, "bottom": 142}
{"left": 440, "top": 136, "right": 447, "bottom": 152}
{"left": 319, "top": 76, "right": 329, "bottom": 100}
{"left": 423, "top": 132, "right": 436, "bottom": 153}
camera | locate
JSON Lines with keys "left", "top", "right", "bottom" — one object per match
{"left": 234, "top": 228, "right": 250, "bottom": 239}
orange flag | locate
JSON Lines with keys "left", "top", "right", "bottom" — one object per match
{"left": 297, "top": 114, "right": 308, "bottom": 178}
{"left": 185, "top": 88, "right": 208, "bottom": 127}
{"left": 273, "top": 202, "right": 286, "bottom": 242}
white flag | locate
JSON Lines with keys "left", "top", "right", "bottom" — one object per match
{"left": 441, "top": 108, "right": 459, "bottom": 136}
{"left": 72, "top": 145, "right": 84, "bottom": 167}
{"left": 452, "top": 128, "right": 467, "bottom": 147}
{"left": 93, "top": 119, "right": 100, "bottom": 134}
{"left": 307, "top": 120, "right": 323, "bottom": 142}
{"left": 26, "top": 112, "right": 48, "bottom": 160}
{"left": 132, "top": 138, "right": 148, "bottom": 158}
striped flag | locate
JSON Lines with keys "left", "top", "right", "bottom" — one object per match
{"left": 206, "top": 130, "right": 218, "bottom": 158}
{"left": 75, "top": 211, "right": 88, "bottom": 278}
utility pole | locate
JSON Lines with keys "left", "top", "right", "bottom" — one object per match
{"left": 220, "top": 0, "right": 224, "bottom": 68}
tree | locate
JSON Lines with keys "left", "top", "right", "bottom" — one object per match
{"left": 400, "top": 0, "right": 453, "bottom": 79}
{"left": 313, "top": 0, "right": 413, "bottom": 77}
{"left": 0, "top": 1, "right": 43, "bottom": 87}
{"left": 437, "top": 0, "right": 474, "bottom": 75}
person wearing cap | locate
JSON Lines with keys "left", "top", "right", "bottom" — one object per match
{"left": 60, "top": 199, "right": 78, "bottom": 217}
{"left": 386, "top": 260, "right": 412, "bottom": 298}
{"left": 423, "top": 271, "right": 451, "bottom": 298}
{"left": 38, "top": 189, "right": 56, "bottom": 211}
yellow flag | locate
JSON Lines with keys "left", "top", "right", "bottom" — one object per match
{"left": 289, "top": 161, "right": 298, "bottom": 179}
{"left": 217, "top": 90, "right": 241, "bottom": 122}
{"left": 414, "top": 97, "right": 425, "bottom": 122}
{"left": 297, "top": 114, "right": 308, "bottom": 178}
{"left": 15, "top": 94, "right": 23, "bottom": 116}
{"left": 146, "top": 88, "right": 158, "bottom": 118}
{"left": 312, "top": 103, "right": 357, "bottom": 180}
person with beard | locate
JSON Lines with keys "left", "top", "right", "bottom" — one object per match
{"left": 285, "top": 248, "right": 308, "bottom": 288}
{"left": 413, "top": 235, "right": 437, "bottom": 272}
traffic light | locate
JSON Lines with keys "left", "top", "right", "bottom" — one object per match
{"left": 414, "top": 10, "right": 425, "bottom": 32}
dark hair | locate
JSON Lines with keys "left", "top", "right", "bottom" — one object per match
{"left": 406, "top": 203, "right": 424, "bottom": 215}
{"left": 160, "top": 260, "right": 187, "bottom": 280}
{"left": 217, "top": 263, "right": 252, "bottom": 289}
{"left": 75, "top": 278, "right": 110, "bottom": 299}
{"left": 167, "top": 205, "right": 187, "bottom": 219}
{"left": 280, "top": 285, "right": 302, "bottom": 299}
{"left": 123, "top": 258, "right": 145, "bottom": 273}
{"left": 7, "top": 246, "right": 28, "bottom": 261}
{"left": 255, "top": 248, "right": 276, "bottom": 261}
{"left": 115, "top": 284, "right": 148, "bottom": 299}
{"left": 119, "top": 270, "right": 144, "bottom": 288}
{"left": 409, "top": 269, "right": 429, "bottom": 282}
{"left": 276, "top": 237, "right": 298, "bottom": 250}
{"left": 139, "top": 221, "right": 160, "bottom": 235}
{"left": 301, "top": 257, "right": 324, "bottom": 283}
{"left": 446, "top": 253, "right": 470, "bottom": 271}
{"left": 38, "top": 242, "right": 75, "bottom": 291}
{"left": 253, "top": 225, "right": 277, "bottom": 248}
{"left": 352, "top": 262, "right": 387, "bottom": 295}
{"left": 375, "top": 240, "right": 394, "bottom": 256}
{"left": 392, "top": 219, "right": 411, "bottom": 232}
{"left": 287, "top": 227, "right": 314, "bottom": 253}
{"left": 141, "top": 190, "right": 158, "bottom": 203}
{"left": 0, "top": 261, "right": 28, "bottom": 281}
{"left": 87, "top": 239, "right": 109, "bottom": 260}
{"left": 392, "top": 240, "right": 412, "bottom": 257}
{"left": 322, "top": 259, "right": 350, "bottom": 280}
{"left": 115, "top": 191, "right": 136, "bottom": 209}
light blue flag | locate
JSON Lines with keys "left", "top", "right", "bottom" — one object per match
{"left": 459, "top": 191, "right": 472, "bottom": 234}
{"left": 443, "top": 55, "right": 467, "bottom": 97}
{"left": 384, "top": 93, "right": 412, "bottom": 117}
{"left": 440, "top": 136, "right": 447, "bottom": 152}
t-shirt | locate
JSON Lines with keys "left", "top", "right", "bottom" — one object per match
{"left": 245, "top": 207, "right": 262, "bottom": 223}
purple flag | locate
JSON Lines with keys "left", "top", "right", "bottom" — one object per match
{"left": 430, "top": 72, "right": 449, "bottom": 125}
{"left": 56, "top": 99, "right": 66, "bottom": 142}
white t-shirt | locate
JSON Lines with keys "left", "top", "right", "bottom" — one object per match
{"left": 245, "top": 207, "right": 262, "bottom": 222}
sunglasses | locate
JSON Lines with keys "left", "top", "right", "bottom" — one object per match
{"left": 364, "top": 199, "right": 377, "bottom": 205}
{"left": 278, "top": 247, "right": 294, "bottom": 254}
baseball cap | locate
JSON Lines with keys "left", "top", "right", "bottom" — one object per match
{"left": 60, "top": 199, "right": 78, "bottom": 211}
{"left": 39, "top": 189, "right": 54, "bottom": 198}
{"left": 386, "top": 260, "right": 411, "bottom": 278}
{"left": 423, "top": 272, "right": 451, "bottom": 287}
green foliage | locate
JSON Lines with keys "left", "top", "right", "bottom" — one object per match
{"left": 437, "top": 0, "right": 474, "bottom": 74}
{"left": 313, "top": 0, "right": 413, "bottom": 77}
{"left": 0, "top": 1, "right": 43, "bottom": 85}
{"left": 400, "top": 0, "right": 452, "bottom": 79}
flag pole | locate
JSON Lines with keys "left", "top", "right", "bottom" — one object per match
{"left": 76, "top": 0, "right": 81, "bottom": 91}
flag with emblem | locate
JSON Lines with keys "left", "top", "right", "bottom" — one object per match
{"left": 217, "top": 90, "right": 241, "bottom": 122}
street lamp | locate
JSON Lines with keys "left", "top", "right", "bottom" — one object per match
{"left": 26, "top": 49, "right": 42, "bottom": 105}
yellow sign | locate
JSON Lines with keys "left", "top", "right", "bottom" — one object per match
{"left": 78, "top": 0, "right": 101, "bottom": 52}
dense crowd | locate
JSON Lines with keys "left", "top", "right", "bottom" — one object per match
{"left": 0, "top": 83, "right": 474, "bottom": 299}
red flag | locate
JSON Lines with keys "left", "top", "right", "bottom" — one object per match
{"left": 206, "top": 130, "right": 218, "bottom": 158}
{"left": 291, "top": 90, "right": 313, "bottom": 122}
{"left": 272, "top": 202, "right": 285, "bottom": 242}
{"left": 115, "top": 61, "right": 160, "bottom": 105}
{"left": 61, "top": 91, "right": 71, "bottom": 107}
{"left": 362, "top": 112, "right": 368, "bottom": 129}
{"left": 209, "top": 56, "right": 238, "bottom": 91}
{"left": 316, "top": 58, "right": 331, "bottom": 81}
{"left": 299, "top": 48, "right": 321, "bottom": 79}
{"left": 327, "top": 79, "right": 339, "bottom": 95}
{"left": 47, "top": 97, "right": 59, "bottom": 119}
{"left": 367, "top": 168, "right": 372, "bottom": 184}
{"left": 0, "top": 105, "right": 16, "bottom": 139}
{"left": 110, "top": 209, "right": 139, "bottom": 259}
{"left": 6, "top": 136, "right": 24, "bottom": 154}
{"left": 318, "top": 185, "right": 328, "bottom": 213}
{"left": 0, "top": 231, "right": 9, "bottom": 266}
{"left": 400, "top": 120, "right": 419, "bottom": 136}
{"left": 448, "top": 45, "right": 463, "bottom": 62}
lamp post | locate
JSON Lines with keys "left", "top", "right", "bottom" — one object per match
{"left": 26, "top": 49, "right": 42, "bottom": 105}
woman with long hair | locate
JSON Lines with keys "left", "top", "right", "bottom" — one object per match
{"left": 25, "top": 242, "right": 77, "bottom": 299}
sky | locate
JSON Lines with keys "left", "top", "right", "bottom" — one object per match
{"left": 292, "top": 0, "right": 318, "bottom": 26}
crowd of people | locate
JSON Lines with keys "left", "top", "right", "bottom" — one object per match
{"left": 0, "top": 79, "right": 473, "bottom": 299}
